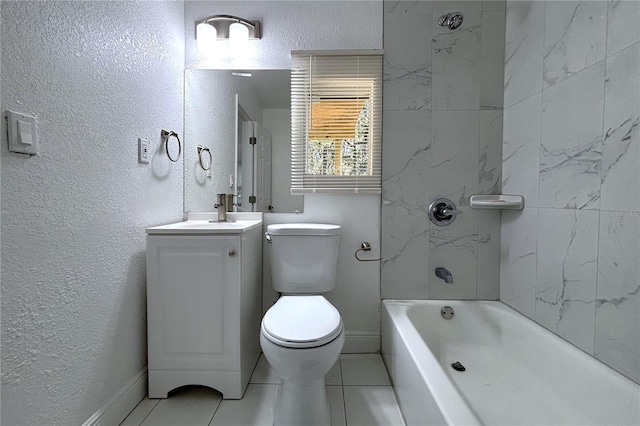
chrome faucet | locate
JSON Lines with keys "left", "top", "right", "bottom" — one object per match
{"left": 435, "top": 267, "right": 454, "bottom": 284}
{"left": 214, "top": 193, "right": 227, "bottom": 222}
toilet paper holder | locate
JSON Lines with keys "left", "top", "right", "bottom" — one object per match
{"left": 355, "top": 242, "right": 382, "bottom": 262}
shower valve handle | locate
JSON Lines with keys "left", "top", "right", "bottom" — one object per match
{"left": 441, "top": 208, "right": 462, "bottom": 217}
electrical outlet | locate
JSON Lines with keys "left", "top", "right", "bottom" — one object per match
{"left": 138, "top": 137, "right": 150, "bottom": 164}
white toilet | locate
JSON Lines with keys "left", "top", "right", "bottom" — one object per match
{"left": 260, "top": 223, "right": 344, "bottom": 426}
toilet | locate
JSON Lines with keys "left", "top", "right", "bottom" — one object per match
{"left": 260, "top": 223, "right": 344, "bottom": 426}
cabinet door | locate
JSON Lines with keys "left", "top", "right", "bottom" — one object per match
{"left": 147, "top": 235, "right": 241, "bottom": 371}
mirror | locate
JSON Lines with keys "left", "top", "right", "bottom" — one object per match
{"left": 184, "top": 69, "right": 303, "bottom": 213}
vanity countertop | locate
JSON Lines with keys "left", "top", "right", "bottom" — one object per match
{"left": 146, "top": 212, "right": 262, "bottom": 235}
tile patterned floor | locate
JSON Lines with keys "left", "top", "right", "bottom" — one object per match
{"left": 121, "top": 354, "right": 406, "bottom": 426}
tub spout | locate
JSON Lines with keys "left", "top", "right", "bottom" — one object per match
{"left": 435, "top": 267, "right": 453, "bottom": 284}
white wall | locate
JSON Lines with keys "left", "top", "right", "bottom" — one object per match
{"left": 184, "top": 0, "right": 383, "bottom": 351}
{"left": 0, "top": 1, "right": 185, "bottom": 424}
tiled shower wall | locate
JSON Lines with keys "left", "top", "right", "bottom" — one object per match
{"left": 382, "top": 1, "right": 505, "bottom": 300}
{"left": 500, "top": 0, "right": 639, "bottom": 383}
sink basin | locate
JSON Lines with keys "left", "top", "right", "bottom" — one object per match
{"left": 146, "top": 219, "right": 262, "bottom": 235}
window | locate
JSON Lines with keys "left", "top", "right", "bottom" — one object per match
{"left": 291, "top": 51, "right": 382, "bottom": 194}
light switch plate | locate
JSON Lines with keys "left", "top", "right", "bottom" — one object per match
{"left": 6, "top": 110, "right": 38, "bottom": 155}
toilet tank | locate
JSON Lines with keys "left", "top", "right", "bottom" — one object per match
{"left": 266, "top": 223, "right": 341, "bottom": 293}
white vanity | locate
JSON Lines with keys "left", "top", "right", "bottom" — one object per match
{"left": 145, "top": 212, "right": 262, "bottom": 399}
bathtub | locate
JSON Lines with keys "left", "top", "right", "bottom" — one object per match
{"left": 382, "top": 300, "right": 640, "bottom": 426}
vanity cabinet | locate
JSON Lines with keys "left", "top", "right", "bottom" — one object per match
{"left": 145, "top": 218, "right": 262, "bottom": 399}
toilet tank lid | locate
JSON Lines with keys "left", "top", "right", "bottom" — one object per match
{"left": 267, "top": 223, "right": 341, "bottom": 236}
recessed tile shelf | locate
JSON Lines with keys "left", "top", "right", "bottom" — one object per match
{"left": 470, "top": 194, "right": 524, "bottom": 210}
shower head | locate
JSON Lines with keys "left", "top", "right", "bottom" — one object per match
{"left": 438, "top": 12, "right": 464, "bottom": 30}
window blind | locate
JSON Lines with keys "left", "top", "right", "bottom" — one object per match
{"left": 291, "top": 51, "right": 382, "bottom": 194}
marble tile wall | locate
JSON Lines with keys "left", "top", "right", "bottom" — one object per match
{"left": 501, "top": 0, "right": 640, "bottom": 384}
{"left": 382, "top": 1, "right": 505, "bottom": 301}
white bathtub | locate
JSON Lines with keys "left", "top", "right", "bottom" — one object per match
{"left": 382, "top": 300, "right": 640, "bottom": 426}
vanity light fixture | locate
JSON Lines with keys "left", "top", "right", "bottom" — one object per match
{"left": 195, "top": 15, "right": 261, "bottom": 51}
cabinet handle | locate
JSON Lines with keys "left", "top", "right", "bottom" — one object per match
{"left": 228, "top": 250, "right": 236, "bottom": 257}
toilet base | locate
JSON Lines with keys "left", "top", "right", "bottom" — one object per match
{"left": 260, "top": 330, "right": 344, "bottom": 426}
{"left": 274, "top": 378, "right": 330, "bottom": 426}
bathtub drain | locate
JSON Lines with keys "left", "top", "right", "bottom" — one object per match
{"left": 441, "top": 306, "right": 454, "bottom": 319}
{"left": 451, "top": 361, "right": 466, "bottom": 372}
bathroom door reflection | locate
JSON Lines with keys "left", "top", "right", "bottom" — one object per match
{"left": 235, "top": 97, "right": 272, "bottom": 212}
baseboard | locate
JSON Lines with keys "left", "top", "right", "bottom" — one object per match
{"left": 83, "top": 366, "right": 147, "bottom": 426}
{"left": 342, "top": 331, "right": 380, "bottom": 353}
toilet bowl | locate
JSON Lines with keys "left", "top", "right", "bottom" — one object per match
{"left": 260, "top": 295, "right": 344, "bottom": 425}
{"left": 260, "top": 224, "right": 344, "bottom": 426}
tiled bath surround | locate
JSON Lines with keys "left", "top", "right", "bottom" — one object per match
{"left": 382, "top": 1, "right": 505, "bottom": 300}
{"left": 500, "top": 0, "right": 640, "bottom": 383}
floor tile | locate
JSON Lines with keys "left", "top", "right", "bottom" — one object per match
{"left": 122, "top": 354, "right": 403, "bottom": 426}
{"left": 249, "top": 354, "right": 280, "bottom": 384}
{"left": 327, "top": 386, "right": 346, "bottom": 426}
{"left": 209, "top": 384, "right": 278, "bottom": 426}
{"left": 343, "top": 386, "right": 405, "bottom": 426}
{"left": 340, "top": 354, "right": 391, "bottom": 386}
{"left": 140, "top": 386, "right": 221, "bottom": 426}
{"left": 120, "top": 398, "right": 160, "bottom": 426}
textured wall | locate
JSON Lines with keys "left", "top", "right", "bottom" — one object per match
{"left": 382, "top": 1, "right": 505, "bottom": 300}
{"left": 500, "top": 0, "right": 639, "bottom": 383}
{"left": 0, "top": 1, "right": 185, "bottom": 424}
{"left": 183, "top": 1, "right": 383, "bottom": 351}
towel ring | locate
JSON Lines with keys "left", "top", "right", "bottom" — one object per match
{"left": 197, "top": 145, "right": 212, "bottom": 171}
{"left": 161, "top": 129, "right": 181, "bottom": 162}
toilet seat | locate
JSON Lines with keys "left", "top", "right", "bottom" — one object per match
{"left": 261, "top": 295, "right": 343, "bottom": 349}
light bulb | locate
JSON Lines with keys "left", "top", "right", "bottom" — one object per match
{"left": 196, "top": 22, "right": 217, "bottom": 54}
{"left": 229, "top": 22, "right": 249, "bottom": 51}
